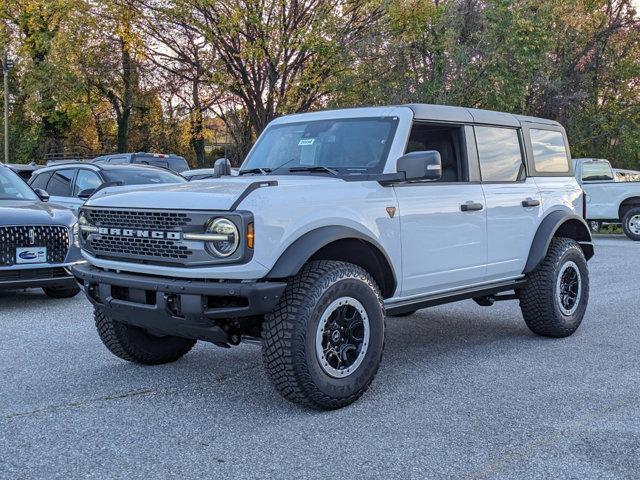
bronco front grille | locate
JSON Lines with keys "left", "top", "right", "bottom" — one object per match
{"left": 0, "top": 226, "right": 69, "bottom": 267}
{"left": 84, "top": 209, "right": 192, "bottom": 230}
{"left": 90, "top": 235, "right": 192, "bottom": 260}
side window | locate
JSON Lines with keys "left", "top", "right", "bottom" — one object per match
{"left": 74, "top": 170, "right": 102, "bottom": 196}
{"left": 30, "top": 172, "right": 52, "bottom": 190}
{"left": 581, "top": 162, "right": 614, "bottom": 182}
{"left": 45, "top": 169, "right": 75, "bottom": 196}
{"left": 475, "top": 127, "right": 524, "bottom": 182}
{"left": 405, "top": 124, "right": 467, "bottom": 182}
{"left": 168, "top": 157, "right": 189, "bottom": 172}
{"left": 530, "top": 129, "right": 569, "bottom": 173}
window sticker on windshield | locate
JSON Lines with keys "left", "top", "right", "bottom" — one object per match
{"left": 298, "top": 138, "right": 315, "bottom": 146}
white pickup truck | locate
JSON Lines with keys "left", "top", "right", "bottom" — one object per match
{"left": 574, "top": 158, "right": 640, "bottom": 240}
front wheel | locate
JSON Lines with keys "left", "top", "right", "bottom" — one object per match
{"left": 95, "top": 308, "right": 196, "bottom": 365}
{"left": 519, "top": 238, "right": 589, "bottom": 338}
{"left": 42, "top": 285, "right": 80, "bottom": 298}
{"left": 622, "top": 207, "right": 640, "bottom": 241}
{"left": 262, "top": 260, "right": 385, "bottom": 409}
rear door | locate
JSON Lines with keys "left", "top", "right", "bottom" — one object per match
{"left": 395, "top": 123, "right": 487, "bottom": 297}
{"left": 44, "top": 168, "right": 78, "bottom": 210}
{"left": 475, "top": 126, "right": 542, "bottom": 280}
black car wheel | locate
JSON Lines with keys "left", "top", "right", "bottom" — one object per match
{"left": 42, "top": 286, "right": 81, "bottom": 299}
{"left": 519, "top": 238, "right": 589, "bottom": 338}
{"left": 262, "top": 260, "right": 385, "bottom": 409}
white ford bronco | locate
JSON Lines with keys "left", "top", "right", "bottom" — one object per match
{"left": 73, "top": 105, "right": 594, "bottom": 409}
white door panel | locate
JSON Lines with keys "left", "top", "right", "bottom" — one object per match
{"left": 395, "top": 184, "right": 487, "bottom": 297}
{"left": 482, "top": 178, "right": 541, "bottom": 279}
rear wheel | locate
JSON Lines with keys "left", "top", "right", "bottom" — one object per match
{"left": 42, "top": 285, "right": 80, "bottom": 299}
{"left": 262, "top": 260, "right": 385, "bottom": 409}
{"left": 622, "top": 207, "right": 640, "bottom": 241}
{"left": 519, "top": 238, "right": 589, "bottom": 338}
{"left": 95, "top": 308, "right": 196, "bottom": 365}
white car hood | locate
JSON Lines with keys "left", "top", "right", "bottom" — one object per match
{"left": 85, "top": 175, "right": 341, "bottom": 211}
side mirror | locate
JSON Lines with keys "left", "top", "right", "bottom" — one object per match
{"left": 78, "top": 188, "right": 96, "bottom": 199}
{"left": 34, "top": 188, "right": 50, "bottom": 202}
{"left": 213, "top": 158, "right": 232, "bottom": 178}
{"left": 396, "top": 151, "right": 442, "bottom": 182}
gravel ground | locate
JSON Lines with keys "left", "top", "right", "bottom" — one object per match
{"left": 1, "top": 235, "right": 639, "bottom": 479}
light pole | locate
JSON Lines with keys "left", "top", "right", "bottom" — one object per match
{"left": 2, "top": 55, "right": 14, "bottom": 164}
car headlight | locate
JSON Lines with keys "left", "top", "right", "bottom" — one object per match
{"left": 205, "top": 218, "right": 239, "bottom": 257}
{"left": 72, "top": 222, "right": 80, "bottom": 247}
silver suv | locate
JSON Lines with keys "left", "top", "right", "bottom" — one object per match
{"left": 72, "top": 104, "right": 594, "bottom": 409}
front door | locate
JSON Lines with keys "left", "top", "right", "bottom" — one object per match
{"left": 394, "top": 123, "right": 487, "bottom": 298}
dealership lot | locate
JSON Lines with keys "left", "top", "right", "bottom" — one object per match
{"left": 1, "top": 235, "right": 639, "bottom": 479}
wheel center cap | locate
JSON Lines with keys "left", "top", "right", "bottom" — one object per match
{"left": 331, "top": 330, "right": 341, "bottom": 342}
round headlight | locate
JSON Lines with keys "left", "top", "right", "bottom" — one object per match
{"left": 206, "top": 218, "right": 239, "bottom": 257}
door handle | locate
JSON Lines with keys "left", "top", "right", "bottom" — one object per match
{"left": 522, "top": 199, "right": 541, "bottom": 208}
{"left": 461, "top": 202, "right": 484, "bottom": 212}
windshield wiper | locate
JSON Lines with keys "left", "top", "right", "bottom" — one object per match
{"left": 238, "top": 167, "right": 272, "bottom": 176}
{"left": 288, "top": 166, "right": 339, "bottom": 176}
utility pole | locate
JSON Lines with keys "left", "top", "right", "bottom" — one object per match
{"left": 2, "top": 55, "right": 14, "bottom": 164}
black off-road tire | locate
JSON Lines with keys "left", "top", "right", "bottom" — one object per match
{"left": 262, "top": 260, "right": 385, "bottom": 410}
{"left": 519, "top": 238, "right": 589, "bottom": 338}
{"left": 622, "top": 207, "right": 640, "bottom": 241}
{"left": 95, "top": 308, "right": 196, "bottom": 365}
{"left": 42, "top": 285, "right": 81, "bottom": 299}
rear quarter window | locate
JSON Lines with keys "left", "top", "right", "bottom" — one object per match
{"left": 530, "top": 129, "right": 570, "bottom": 173}
{"left": 30, "top": 172, "right": 52, "bottom": 190}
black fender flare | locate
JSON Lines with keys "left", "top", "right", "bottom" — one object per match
{"left": 266, "top": 225, "right": 397, "bottom": 293}
{"left": 524, "top": 211, "right": 594, "bottom": 273}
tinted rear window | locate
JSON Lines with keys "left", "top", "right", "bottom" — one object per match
{"left": 46, "top": 169, "right": 75, "bottom": 196}
{"left": 475, "top": 127, "right": 525, "bottom": 182}
{"left": 30, "top": 172, "right": 52, "bottom": 190}
{"left": 530, "top": 129, "right": 570, "bottom": 173}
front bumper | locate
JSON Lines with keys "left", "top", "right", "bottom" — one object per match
{"left": 0, "top": 265, "right": 77, "bottom": 290}
{"left": 72, "top": 263, "right": 286, "bottom": 343}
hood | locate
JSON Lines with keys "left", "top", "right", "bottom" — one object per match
{"left": 0, "top": 200, "right": 76, "bottom": 226}
{"left": 85, "top": 175, "right": 342, "bottom": 211}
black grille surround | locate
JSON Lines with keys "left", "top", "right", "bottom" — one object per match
{"left": 0, "top": 225, "right": 70, "bottom": 267}
{"left": 80, "top": 207, "right": 254, "bottom": 267}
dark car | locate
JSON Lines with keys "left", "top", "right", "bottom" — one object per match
{"left": 28, "top": 163, "right": 187, "bottom": 213}
{"left": 0, "top": 164, "right": 81, "bottom": 298}
{"left": 6, "top": 162, "right": 42, "bottom": 181}
{"left": 90, "top": 152, "right": 190, "bottom": 173}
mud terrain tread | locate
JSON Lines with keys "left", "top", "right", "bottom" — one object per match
{"left": 519, "top": 237, "right": 588, "bottom": 338}
{"left": 95, "top": 308, "right": 195, "bottom": 365}
{"left": 262, "top": 260, "right": 384, "bottom": 409}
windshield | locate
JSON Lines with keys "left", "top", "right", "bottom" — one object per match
{"left": 242, "top": 117, "right": 399, "bottom": 174}
{"left": 0, "top": 168, "right": 39, "bottom": 201}
{"left": 103, "top": 169, "right": 186, "bottom": 185}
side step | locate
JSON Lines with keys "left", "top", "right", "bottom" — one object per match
{"left": 385, "top": 280, "right": 525, "bottom": 316}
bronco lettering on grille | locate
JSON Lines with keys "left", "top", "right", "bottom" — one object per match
{"left": 97, "top": 227, "right": 181, "bottom": 240}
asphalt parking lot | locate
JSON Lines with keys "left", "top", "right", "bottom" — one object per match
{"left": 1, "top": 235, "right": 639, "bottom": 479}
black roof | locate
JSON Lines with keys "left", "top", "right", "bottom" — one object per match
{"left": 34, "top": 162, "right": 181, "bottom": 175}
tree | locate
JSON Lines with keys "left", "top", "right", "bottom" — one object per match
{"left": 188, "top": 0, "right": 383, "bottom": 138}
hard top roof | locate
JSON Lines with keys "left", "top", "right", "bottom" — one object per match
{"left": 272, "top": 103, "right": 562, "bottom": 128}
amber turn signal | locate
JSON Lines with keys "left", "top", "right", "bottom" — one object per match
{"left": 246, "top": 223, "right": 254, "bottom": 249}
